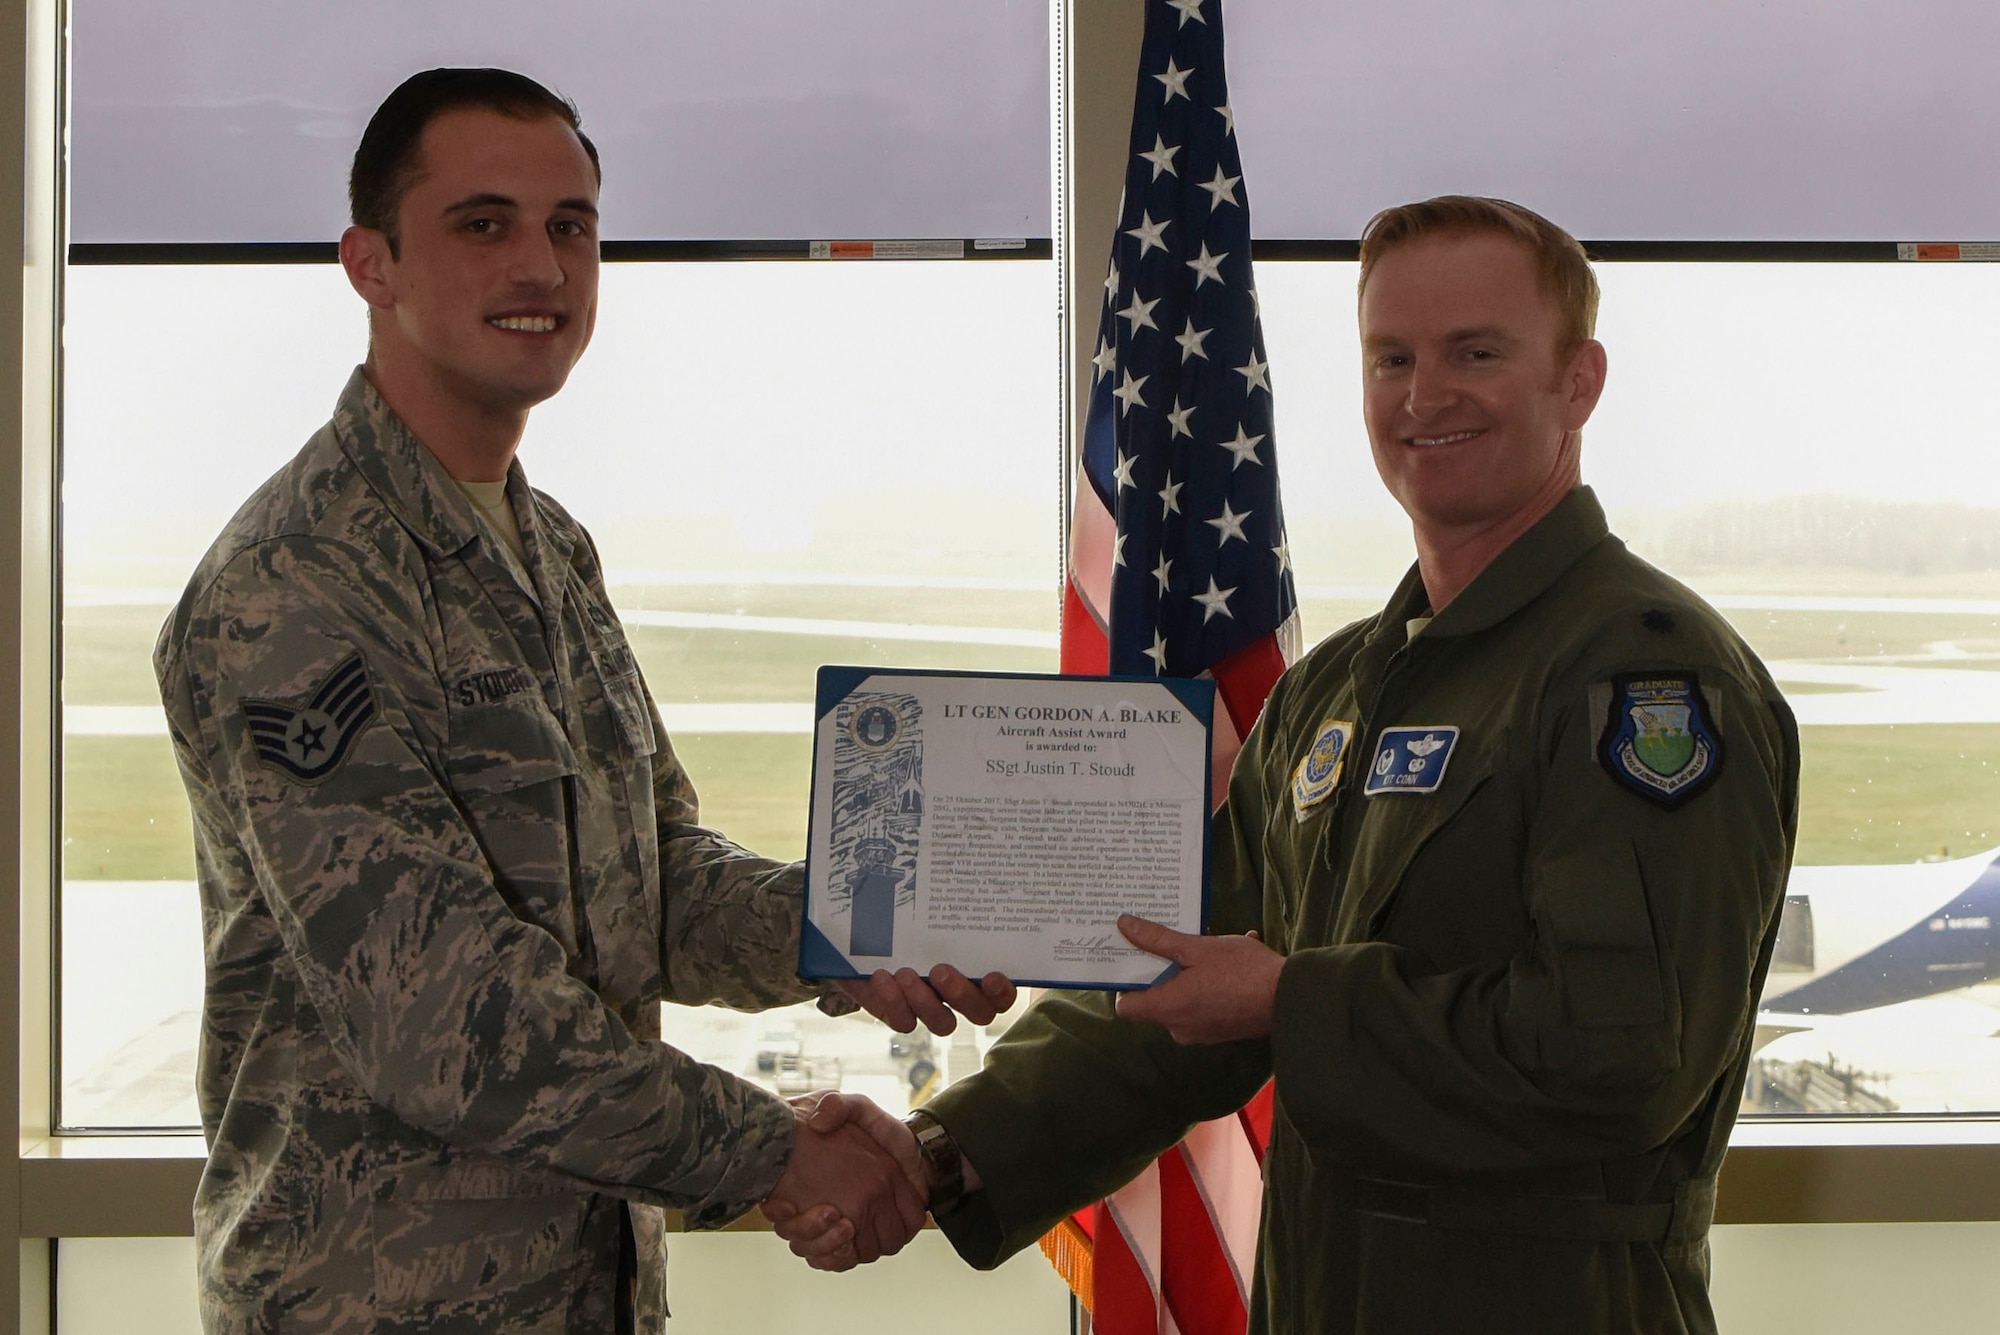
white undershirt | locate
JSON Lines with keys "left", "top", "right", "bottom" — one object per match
{"left": 454, "top": 477, "right": 529, "bottom": 567}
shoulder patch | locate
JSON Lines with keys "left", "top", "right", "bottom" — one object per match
{"left": 1291, "top": 719, "right": 1354, "bottom": 818}
{"left": 242, "top": 654, "right": 379, "bottom": 785}
{"left": 1597, "top": 673, "right": 1722, "bottom": 808}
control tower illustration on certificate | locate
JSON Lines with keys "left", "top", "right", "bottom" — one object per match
{"left": 828, "top": 692, "right": 924, "bottom": 957}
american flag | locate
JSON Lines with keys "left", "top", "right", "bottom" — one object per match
{"left": 1045, "top": 1, "right": 1298, "bottom": 1331}
{"left": 1059, "top": 0, "right": 1298, "bottom": 788}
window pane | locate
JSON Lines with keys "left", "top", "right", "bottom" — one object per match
{"left": 71, "top": 0, "right": 1051, "bottom": 244}
{"left": 1230, "top": 0, "right": 2000, "bottom": 241}
{"left": 1257, "top": 257, "right": 2000, "bottom": 1116}
{"left": 59, "top": 258, "right": 1057, "bottom": 1129}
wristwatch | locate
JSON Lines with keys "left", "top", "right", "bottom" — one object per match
{"left": 905, "top": 1110, "right": 967, "bottom": 1214}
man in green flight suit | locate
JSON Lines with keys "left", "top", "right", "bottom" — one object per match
{"left": 777, "top": 196, "right": 1800, "bottom": 1334}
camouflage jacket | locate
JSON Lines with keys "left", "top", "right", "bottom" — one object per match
{"left": 156, "top": 369, "right": 823, "bottom": 1334}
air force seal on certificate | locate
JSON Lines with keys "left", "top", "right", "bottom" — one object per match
{"left": 1599, "top": 673, "right": 1722, "bottom": 807}
{"left": 1364, "top": 726, "right": 1460, "bottom": 796}
{"left": 1292, "top": 719, "right": 1354, "bottom": 818}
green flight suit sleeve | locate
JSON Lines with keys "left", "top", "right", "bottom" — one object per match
{"left": 169, "top": 537, "right": 796, "bottom": 1228}
{"left": 1269, "top": 665, "right": 1796, "bottom": 1174}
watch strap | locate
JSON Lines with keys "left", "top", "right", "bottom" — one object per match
{"left": 905, "top": 1109, "right": 966, "bottom": 1214}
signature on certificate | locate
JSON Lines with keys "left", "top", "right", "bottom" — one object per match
{"left": 1052, "top": 932, "right": 1139, "bottom": 962}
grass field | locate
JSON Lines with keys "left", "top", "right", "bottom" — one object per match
{"left": 58, "top": 582, "right": 2000, "bottom": 880}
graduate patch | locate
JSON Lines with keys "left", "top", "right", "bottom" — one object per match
{"left": 1598, "top": 673, "right": 1722, "bottom": 808}
{"left": 1291, "top": 719, "right": 1354, "bottom": 817}
{"left": 1363, "top": 726, "right": 1460, "bottom": 796}
{"left": 242, "top": 654, "right": 378, "bottom": 785}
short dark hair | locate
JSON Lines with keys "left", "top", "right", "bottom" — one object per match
{"left": 1358, "top": 196, "right": 1599, "bottom": 357}
{"left": 349, "top": 67, "right": 601, "bottom": 258}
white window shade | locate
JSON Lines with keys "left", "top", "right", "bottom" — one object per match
{"left": 70, "top": 0, "right": 1051, "bottom": 245}
{"left": 1229, "top": 0, "right": 2000, "bottom": 242}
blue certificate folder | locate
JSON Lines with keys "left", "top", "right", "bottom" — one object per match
{"left": 799, "top": 666, "right": 1215, "bottom": 991}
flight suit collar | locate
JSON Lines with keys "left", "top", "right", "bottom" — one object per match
{"left": 328, "top": 367, "right": 576, "bottom": 605}
{"left": 1349, "top": 488, "right": 1611, "bottom": 706}
{"left": 1422, "top": 486, "right": 1614, "bottom": 639}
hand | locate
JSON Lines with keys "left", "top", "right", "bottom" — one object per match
{"left": 759, "top": 1095, "right": 926, "bottom": 1270}
{"left": 792, "top": 1091, "right": 925, "bottom": 1193}
{"left": 836, "top": 965, "right": 1018, "bottom": 1036}
{"left": 765, "top": 1094, "right": 987, "bottom": 1264}
{"left": 1113, "top": 915, "right": 1284, "bottom": 1044}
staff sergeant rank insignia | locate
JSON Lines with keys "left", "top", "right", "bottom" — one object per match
{"left": 242, "top": 654, "right": 378, "bottom": 785}
{"left": 1599, "top": 673, "right": 1722, "bottom": 808}
{"left": 1292, "top": 719, "right": 1354, "bottom": 818}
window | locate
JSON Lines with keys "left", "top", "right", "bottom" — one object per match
{"left": 1251, "top": 255, "right": 2000, "bottom": 1118}
{"left": 59, "top": 2, "right": 1055, "bottom": 1135}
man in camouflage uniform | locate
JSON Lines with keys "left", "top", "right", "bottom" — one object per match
{"left": 156, "top": 68, "right": 971, "bottom": 1333}
{"left": 784, "top": 199, "right": 1799, "bottom": 1334}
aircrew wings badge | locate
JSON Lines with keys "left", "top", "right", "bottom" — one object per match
{"left": 242, "top": 654, "right": 378, "bottom": 785}
{"left": 1292, "top": 719, "right": 1354, "bottom": 819}
{"left": 1598, "top": 673, "right": 1722, "bottom": 808}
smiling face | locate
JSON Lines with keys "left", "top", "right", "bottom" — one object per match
{"left": 348, "top": 106, "right": 600, "bottom": 430}
{"left": 1358, "top": 230, "right": 1605, "bottom": 547}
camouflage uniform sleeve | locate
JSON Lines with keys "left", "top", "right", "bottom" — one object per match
{"left": 647, "top": 690, "right": 854, "bottom": 1014}
{"left": 173, "top": 538, "right": 795, "bottom": 1227}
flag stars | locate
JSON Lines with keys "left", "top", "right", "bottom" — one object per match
{"left": 1219, "top": 425, "right": 1265, "bottom": 470}
{"left": 1139, "top": 135, "right": 1181, "bottom": 181}
{"left": 1199, "top": 166, "right": 1241, "bottom": 210}
{"left": 1159, "top": 475, "right": 1184, "bottom": 519}
{"left": 1113, "top": 449, "right": 1138, "bottom": 492}
{"left": 1119, "top": 292, "right": 1162, "bottom": 334}
{"left": 1273, "top": 536, "right": 1293, "bottom": 577}
{"left": 1166, "top": 0, "right": 1207, "bottom": 27}
{"left": 1092, "top": 336, "right": 1116, "bottom": 383}
{"left": 1104, "top": 261, "right": 1121, "bottom": 300}
{"left": 1175, "top": 319, "right": 1212, "bottom": 363}
{"left": 1152, "top": 553, "right": 1174, "bottom": 594}
{"left": 1194, "top": 577, "right": 1237, "bottom": 623}
{"left": 1154, "top": 57, "right": 1193, "bottom": 103}
{"left": 1235, "top": 349, "right": 1271, "bottom": 394}
{"left": 1113, "top": 530, "right": 1129, "bottom": 568}
{"left": 1166, "top": 397, "right": 1196, "bottom": 440}
{"left": 1186, "top": 242, "right": 1228, "bottom": 289}
{"left": 1125, "top": 211, "right": 1171, "bottom": 258}
{"left": 1143, "top": 629, "right": 1170, "bottom": 672}
{"left": 1206, "top": 501, "right": 1252, "bottom": 547}
{"left": 1114, "top": 369, "right": 1149, "bottom": 416}
{"left": 1215, "top": 102, "right": 1235, "bottom": 136}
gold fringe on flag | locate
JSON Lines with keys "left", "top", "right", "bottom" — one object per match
{"left": 1037, "top": 1215, "right": 1095, "bottom": 1313}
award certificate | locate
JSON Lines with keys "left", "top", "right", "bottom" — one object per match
{"left": 799, "top": 666, "right": 1214, "bottom": 990}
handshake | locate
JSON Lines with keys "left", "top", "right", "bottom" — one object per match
{"left": 754, "top": 920, "right": 1280, "bottom": 1270}
{"left": 757, "top": 1090, "right": 972, "bottom": 1271}
{"left": 752, "top": 962, "right": 1008, "bottom": 1271}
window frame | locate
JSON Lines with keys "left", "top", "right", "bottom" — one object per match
{"left": 5, "top": 13, "right": 1997, "bottom": 1326}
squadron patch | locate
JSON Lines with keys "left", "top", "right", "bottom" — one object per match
{"left": 1598, "top": 673, "right": 1722, "bottom": 808}
{"left": 1363, "top": 726, "right": 1460, "bottom": 796}
{"left": 242, "top": 654, "right": 378, "bottom": 785}
{"left": 1291, "top": 719, "right": 1354, "bottom": 818}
